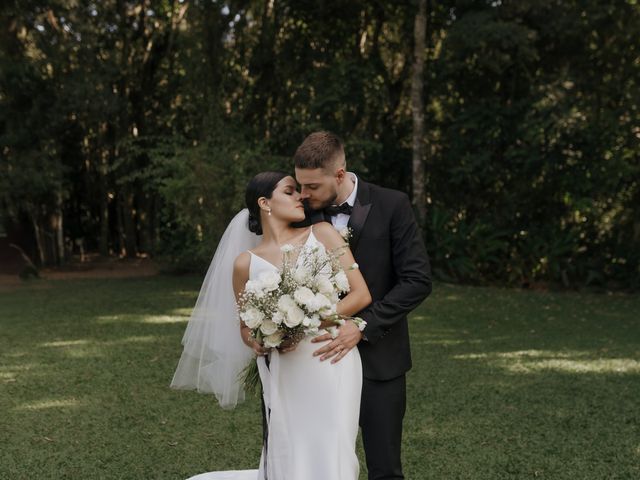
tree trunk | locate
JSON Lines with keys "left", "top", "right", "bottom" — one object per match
{"left": 245, "top": 0, "right": 278, "bottom": 135}
{"left": 55, "top": 191, "right": 65, "bottom": 265}
{"left": 116, "top": 193, "right": 126, "bottom": 257}
{"left": 115, "top": 0, "right": 132, "bottom": 258}
{"left": 138, "top": 192, "right": 150, "bottom": 254}
{"left": 30, "top": 211, "right": 45, "bottom": 266}
{"left": 151, "top": 195, "right": 160, "bottom": 255}
{"left": 411, "top": 0, "right": 427, "bottom": 228}
{"left": 98, "top": 149, "right": 110, "bottom": 257}
{"left": 121, "top": 189, "right": 138, "bottom": 258}
{"left": 99, "top": 188, "right": 110, "bottom": 256}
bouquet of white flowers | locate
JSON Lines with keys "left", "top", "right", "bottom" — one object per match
{"left": 238, "top": 231, "right": 365, "bottom": 391}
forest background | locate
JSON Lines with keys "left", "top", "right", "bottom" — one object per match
{"left": 1, "top": 0, "right": 638, "bottom": 289}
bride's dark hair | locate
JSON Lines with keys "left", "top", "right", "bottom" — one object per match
{"left": 245, "top": 171, "right": 290, "bottom": 235}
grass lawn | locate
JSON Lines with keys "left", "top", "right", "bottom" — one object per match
{"left": 1, "top": 276, "right": 638, "bottom": 479}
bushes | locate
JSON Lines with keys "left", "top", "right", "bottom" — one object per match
{"left": 147, "top": 127, "right": 291, "bottom": 272}
{"left": 422, "top": 2, "right": 639, "bottom": 290}
{"left": 2, "top": 1, "right": 637, "bottom": 288}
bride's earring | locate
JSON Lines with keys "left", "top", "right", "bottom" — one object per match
{"left": 268, "top": 208, "right": 272, "bottom": 216}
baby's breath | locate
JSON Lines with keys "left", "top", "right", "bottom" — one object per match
{"left": 238, "top": 239, "right": 366, "bottom": 392}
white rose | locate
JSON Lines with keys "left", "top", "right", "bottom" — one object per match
{"left": 313, "top": 292, "right": 331, "bottom": 312}
{"left": 277, "top": 294, "right": 296, "bottom": 313}
{"left": 263, "top": 331, "right": 284, "bottom": 348}
{"left": 284, "top": 304, "right": 305, "bottom": 328}
{"left": 244, "top": 279, "right": 258, "bottom": 294}
{"left": 240, "top": 307, "right": 264, "bottom": 329}
{"left": 245, "top": 279, "right": 267, "bottom": 298}
{"left": 302, "top": 314, "right": 320, "bottom": 328}
{"left": 339, "top": 227, "right": 351, "bottom": 240}
{"left": 350, "top": 262, "right": 359, "bottom": 270}
{"left": 315, "top": 275, "right": 334, "bottom": 295}
{"left": 258, "top": 270, "right": 281, "bottom": 292}
{"left": 334, "top": 270, "right": 350, "bottom": 292}
{"left": 260, "top": 319, "right": 279, "bottom": 336}
{"left": 293, "top": 286, "right": 317, "bottom": 310}
{"left": 319, "top": 303, "right": 337, "bottom": 319}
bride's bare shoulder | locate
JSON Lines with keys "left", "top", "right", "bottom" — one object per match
{"left": 312, "top": 222, "right": 343, "bottom": 248}
{"left": 311, "top": 221, "right": 334, "bottom": 235}
{"left": 233, "top": 251, "right": 251, "bottom": 274}
{"left": 232, "top": 252, "right": 251, "bottom": 296}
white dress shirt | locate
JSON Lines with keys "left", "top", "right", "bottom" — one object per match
{"left": 330, "top": 173, "right": 358, "bottom": 230}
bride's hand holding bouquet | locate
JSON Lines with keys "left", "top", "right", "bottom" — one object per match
{"left": 238, "top": 235, "right": 365, "bottom": 390}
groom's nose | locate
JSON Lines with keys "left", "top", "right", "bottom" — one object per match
{"left": 299, "top": 188, "right": 310, "bottom": 199}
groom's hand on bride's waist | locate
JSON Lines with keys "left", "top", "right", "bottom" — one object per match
{"left": 311, "top": 321, "right": 363, "bottom": 364}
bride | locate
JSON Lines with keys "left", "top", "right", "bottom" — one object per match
{"left": 171, "top": 171, "right": 371, "bottom": 480}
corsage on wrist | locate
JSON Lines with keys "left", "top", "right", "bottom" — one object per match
{"left": 325, "top": 315, "right": 367, "bottom": 338}
{"left": 350, "top": 317, "right": 367, "bottom": 332}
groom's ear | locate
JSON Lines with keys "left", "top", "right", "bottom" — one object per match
{"left": 335, "top": 168, "right": 346, "bottom": 183}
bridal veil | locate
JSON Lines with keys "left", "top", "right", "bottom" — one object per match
{"left": 170, "top": 209, "right": 260, "bottom": 409}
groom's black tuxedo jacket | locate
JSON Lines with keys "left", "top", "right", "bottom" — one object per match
{"left": 308, "top": 179, "right": 432, "bottom": 381}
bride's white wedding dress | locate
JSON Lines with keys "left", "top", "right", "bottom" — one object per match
{"left": 188, "top": 229, "right": 362, "bottom": 480}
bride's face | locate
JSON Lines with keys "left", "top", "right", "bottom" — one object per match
{"left": 266, "top": 176, "right": 305, "bottom": 222}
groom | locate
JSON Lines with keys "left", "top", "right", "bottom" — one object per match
{"left": 294, "top": 131, "right": 432, "bottom": 480}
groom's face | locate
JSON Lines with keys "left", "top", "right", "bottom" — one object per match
{"left": 295, "top": 167, "right": 339, "bottom": 211}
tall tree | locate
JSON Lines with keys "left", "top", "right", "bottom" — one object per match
{"left": 1, "top": 0, "right": 637, "bottom": 287}
{"left": 411, "top": 0, "right": 427, "bottom": 227}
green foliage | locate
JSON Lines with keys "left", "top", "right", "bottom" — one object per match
{"left": 153, "top": 136, "right": 257, "bottom": 270}
{"left": 140, "top": 124, "right": 289, "bottom": 271}
{"left": 426, "top": 1, "right": 639, "bottom": 288}
{"left": 0, "top": 1, "right": 638, "bottom": 285}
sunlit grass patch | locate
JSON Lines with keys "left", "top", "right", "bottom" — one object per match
{"left": 1, "top": 277, "right": 638, "bottom": 479}
{"left": 0, "top": 373, "right": 17, "bottom": 382}
{"left": 454, "top": 349, "right": 640, "bottom": 373}
{"left": 40, "top": 339, "right": 91, "bottom": 348}
{"left": 507, "top": 357, "right": 640, "bottom": 374}
{"left": 15, "top": 398, "right": 85, "bottom": 411}
{"left": 140, "top": 315, "right": 189, "bottom": 324}
{"left": 96, "top": 312, "right": 189, "bottom": 325}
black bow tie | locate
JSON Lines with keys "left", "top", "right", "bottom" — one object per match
{"left": 324, "top": 203, "right": 353, "bottom": 217}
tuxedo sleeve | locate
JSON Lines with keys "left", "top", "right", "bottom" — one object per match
{"left": 359, "top": 193, "right": 432, "bottom": 344}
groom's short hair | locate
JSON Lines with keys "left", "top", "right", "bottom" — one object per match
{"left": 294, "top": 131, "right": 345, "bottom": 170}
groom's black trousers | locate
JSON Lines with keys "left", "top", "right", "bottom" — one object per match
{"left": 360, "top": 374, "right": 407, "bottom": 480}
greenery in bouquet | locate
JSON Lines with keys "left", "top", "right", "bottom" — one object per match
{"left": 238, "top": 229, "right": 365, "bottom": 392}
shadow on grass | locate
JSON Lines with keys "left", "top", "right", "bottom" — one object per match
{"left": 404, "top": 284, "right": 640, "bottom": 479}
{"left": 2, "top": 278, "right": 639, "bottom": 479}
{"left": 1, "top": 276, "right": 267, "bottom": 479}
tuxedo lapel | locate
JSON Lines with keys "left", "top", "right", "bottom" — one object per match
{"left": 348, "top": 180, "right": 372, "bottom": 253}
